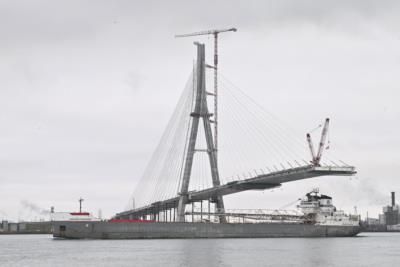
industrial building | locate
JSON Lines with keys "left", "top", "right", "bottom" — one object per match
{"left": 363, "top": 192, "right": 400, "bottom": 232}
{"left": 0, "top": 220, "right": 51, "bottom": 234}
{"left": 379, "top": 192, "right": 399, "bottom": 226}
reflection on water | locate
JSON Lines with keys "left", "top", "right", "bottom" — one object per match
{"left": 0, "top": 233, "right": 399, "bottom": 267}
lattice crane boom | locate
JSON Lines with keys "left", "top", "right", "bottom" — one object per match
{"left": 316, "top": 118, "right": 330, "bottom": 163}
{"left": 307, "top": 118, "right": 330, "bottom": 166}
{"left": 306, "top": 133, "right": 316, "bottom": 163}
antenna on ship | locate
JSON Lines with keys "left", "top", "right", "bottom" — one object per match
{"left": 79, "top": 198, "right": 84, "bottom": 213}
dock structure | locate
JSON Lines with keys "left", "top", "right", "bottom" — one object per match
{"left": 115, "top": 42, "right": 356, "bottom": 222}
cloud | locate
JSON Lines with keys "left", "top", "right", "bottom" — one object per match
{"left": 0, "top": 0, "right": 399, "bottom": 220}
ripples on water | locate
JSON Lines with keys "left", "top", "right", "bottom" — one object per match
{"left": 0, "top": 233, "right": 399, "bottom": 267}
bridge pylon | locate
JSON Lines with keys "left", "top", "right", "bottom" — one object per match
{"left": 176, "top": 43, "right": 226, "bottom": 223}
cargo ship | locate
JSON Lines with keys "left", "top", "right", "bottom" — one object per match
{"left": 52, "top": 36, "right": 359, "bottom": 239}
{"left": 52, "top": 189, "right": 360, "bottom": 239}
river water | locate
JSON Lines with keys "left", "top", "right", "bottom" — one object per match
{"left": 0, "top": 233, "right": 399, "bottom": 266}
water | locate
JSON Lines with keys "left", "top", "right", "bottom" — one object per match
{"left": 0, "top": 233, "right": 399, "bottom": 267}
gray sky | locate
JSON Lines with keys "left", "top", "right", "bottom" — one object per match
{"left": 1, "top": 0, "right": 399, "bottom": 221}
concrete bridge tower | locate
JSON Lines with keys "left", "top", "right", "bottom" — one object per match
{"left": 176, "top": 43, "right": 226, "bottom": 222}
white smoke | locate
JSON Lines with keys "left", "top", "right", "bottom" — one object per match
{"left": 20, "top": 200, "right": 51, "bottom": 215}
{"left": 0, "top": 210, "right": 7, "bottom": 218}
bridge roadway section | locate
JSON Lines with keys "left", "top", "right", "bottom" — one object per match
{"left": 115, "top": 165, "right": 356, "bottom": 220}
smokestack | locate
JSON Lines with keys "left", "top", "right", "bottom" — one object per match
{"left": 391, "top": 192, "right": 395, "bottom": 207}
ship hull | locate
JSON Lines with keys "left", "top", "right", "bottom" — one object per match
{"left": 52, "top": 221, "right": 360, "bottom": 239}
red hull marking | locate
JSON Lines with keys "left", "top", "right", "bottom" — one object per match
{"left": 108, "top": 219, "right": 156, "bottom": 223}
{"left": 70, "top": 212, "right": 90, "bottom": 216}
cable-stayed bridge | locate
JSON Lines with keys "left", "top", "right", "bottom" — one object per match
{"left": 115, "top": 43, "right": 356, "bottom": 222}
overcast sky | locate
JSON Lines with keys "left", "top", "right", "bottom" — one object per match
{"left": 1, "top": 0, "right": 399, "bottom": 221}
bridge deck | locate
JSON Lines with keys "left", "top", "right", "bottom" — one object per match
{"left": 115, "top": 165, "right": 355, "bottom": 219}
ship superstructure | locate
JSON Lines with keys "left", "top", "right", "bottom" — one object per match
{"left": 50, "top": 212, "right": 100, "bottom": 222}
{"left": 298, "top": 189, "right": 359, "bottom": 226}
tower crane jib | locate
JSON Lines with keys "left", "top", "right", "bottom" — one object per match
{"left": 174, "top": 28, "right": 237, "bottom": 38}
